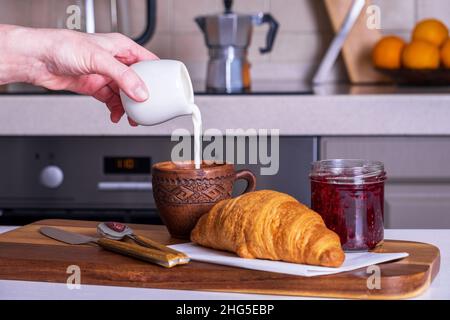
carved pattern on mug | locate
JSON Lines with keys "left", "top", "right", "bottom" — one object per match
{"left": 152, "top": 175, "right": 234, "bottom": 204}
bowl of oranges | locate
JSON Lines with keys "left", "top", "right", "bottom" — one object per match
{"left": 373, "top": 18, "right": 450, "bottom": 85}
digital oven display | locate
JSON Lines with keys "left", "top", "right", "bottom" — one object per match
{"left": 104, "top": 157, "right": 151, "bottom": 174}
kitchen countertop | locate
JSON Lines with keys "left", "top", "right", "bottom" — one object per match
{"left": 1, "top": 88, "right": 450, "bottom": 136}
{"left": 0, "top": 226, "right": 448, "bottom": 300}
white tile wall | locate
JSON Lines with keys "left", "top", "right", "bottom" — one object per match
{"left": 1, "top": 0, "right": 450, "bottom": 84}
{"left": 271, "top": 33, "right": 332, "bottom": 62}
{"left": 172, "top": 0, "right": 221, "bottom": 33}
{"left": 172, "top": 33, "right": 207, "bottom": 61}
{"left": 270, "top": 0, "right": 332, "bottom": 32}
{"left": 417, "top": 0, "right": 450, "bottom": 22}
{"left": 372, "top": 0, "right": 416, "bottom": 31}
{"left": 247, "top": 32, "right": 270, "bottom": 62}
{"left": 155, "top": 0, "right": 171, "bottom": 33}
{"left": 147, "top": 33, "right": 171, "bottom": 58}
{"left": 233, "top": 0, "right": 270, "bottom": 13}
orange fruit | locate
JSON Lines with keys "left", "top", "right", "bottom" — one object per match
{"left": 372, "top": 36, "right": 406, "bottom": 69}
{"left": 441, "top": 38, "right": 450, "bottom": 68}
{"left": 402, "top": 40, "right": 440, "bottom": 69}
{"left": 412, "top": 19, "right": 448, "bottom": 47}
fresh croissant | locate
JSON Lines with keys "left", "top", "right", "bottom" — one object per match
{"left": 191, "top": 190, "right": 345, "bottom": 267}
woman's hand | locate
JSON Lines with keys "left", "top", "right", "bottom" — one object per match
{"left": 0, "top": 25, "right": 158, "bottom": 125}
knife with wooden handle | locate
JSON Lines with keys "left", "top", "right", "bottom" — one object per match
{"left": 131, "top": 234, "right": 190, "bottom": 264}
{"left": 96, "top": 221, "right": 190, "bottom": 264}
{"left": 39, "top": 227, "right": 179, "bottom": 268}
{"left": 97, "top": 238, "right": 179, "bottom": 267}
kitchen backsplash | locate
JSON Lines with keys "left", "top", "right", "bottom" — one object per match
{"left": 1, "top": 0, "right": 449, "bottom": 84}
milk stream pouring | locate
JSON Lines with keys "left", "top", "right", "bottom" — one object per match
{"left": 119, "top": 60, "right": 202, "bottom": 169}
{"left": 191, "top": 104, "right": 202, "bottom": 169}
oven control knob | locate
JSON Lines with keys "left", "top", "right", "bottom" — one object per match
{"left": 40, "top": 166, "right": 64, "bottom": 189}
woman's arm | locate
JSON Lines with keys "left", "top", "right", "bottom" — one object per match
{"left": 0, "top": 24, "right": 158, "bottom": 125}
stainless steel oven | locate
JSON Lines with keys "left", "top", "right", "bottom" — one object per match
{"left": 0, "top": 136, "right": 317, "bottom": 225}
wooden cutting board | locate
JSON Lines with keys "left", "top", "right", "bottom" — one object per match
{"left": 0, "top": 219, "right": 440, "bottom": 299}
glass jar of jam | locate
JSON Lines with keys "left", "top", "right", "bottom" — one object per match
{"left": 310, "top": 159, "right": 386, "bottom": 251}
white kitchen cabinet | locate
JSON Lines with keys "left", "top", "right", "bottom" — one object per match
{"left": 320, "top": 137, "right": 450, "bottom": 228}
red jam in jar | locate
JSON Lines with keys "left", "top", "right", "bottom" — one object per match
{"left": 310, "top": 159, "right": 386, "bottom": 251}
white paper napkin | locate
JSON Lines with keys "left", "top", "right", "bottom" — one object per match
{"left": 169, "top": 242, "right": 409, "bottom": 277}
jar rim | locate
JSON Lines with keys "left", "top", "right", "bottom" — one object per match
{"left": 310, "top": 159, "right": 386, "bottom": 184}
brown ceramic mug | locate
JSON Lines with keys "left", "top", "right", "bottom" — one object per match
{"left": 152, "top": 161, "right": 256, "bottom": 239}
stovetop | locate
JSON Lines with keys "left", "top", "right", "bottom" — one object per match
{"left": 2, "top": 82, "right": 450, "bottom": 96}
{"left": 192, "top": 80, "right": 314, "bottom": 95}
{"left": 193, "top": 80, "right": 450, "bottom": 95}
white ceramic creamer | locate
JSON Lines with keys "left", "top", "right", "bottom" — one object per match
{"left": 119, "top": 59, "right": 202, "bottom": 169}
